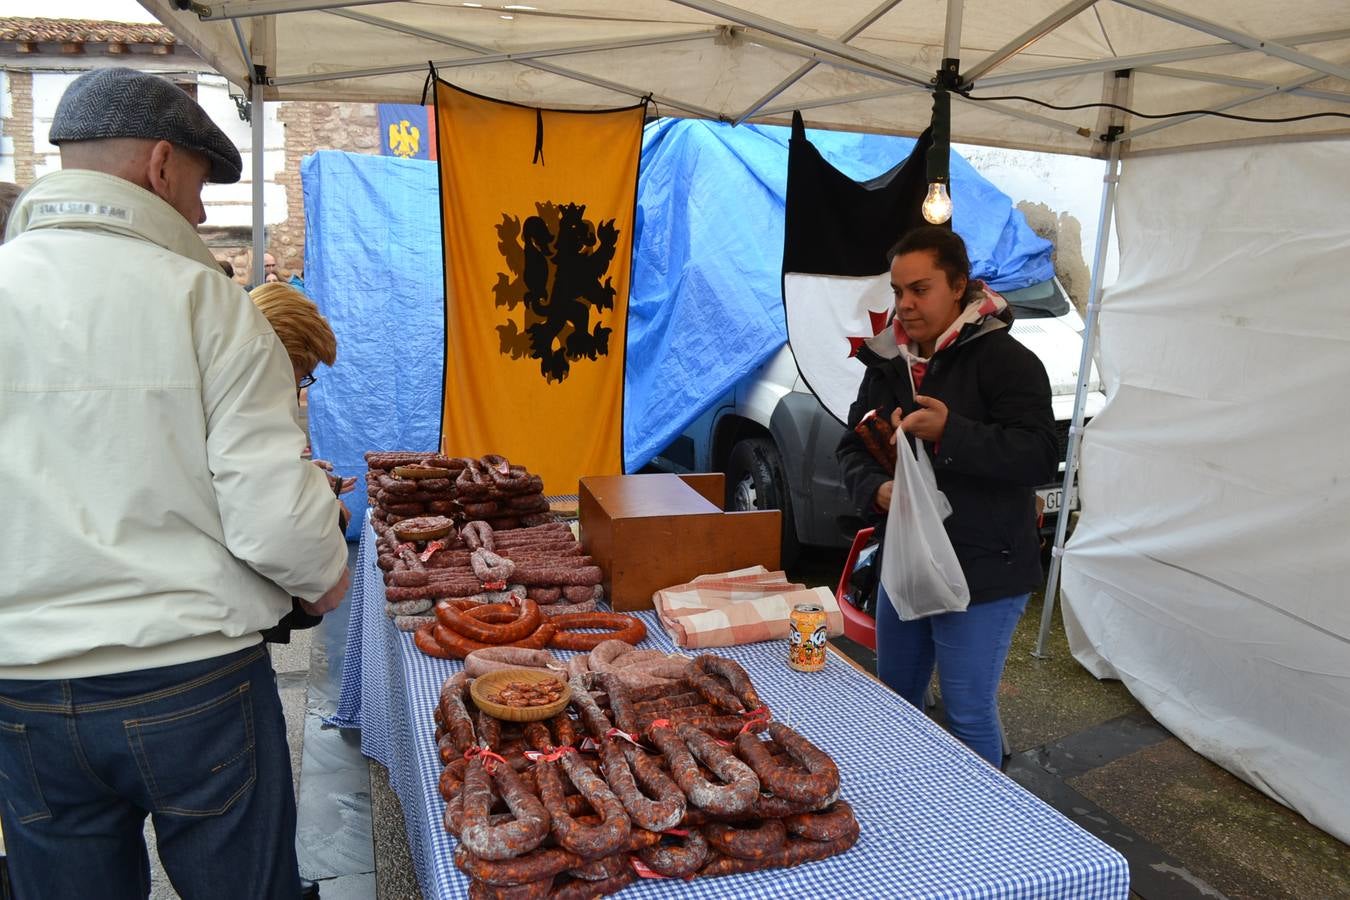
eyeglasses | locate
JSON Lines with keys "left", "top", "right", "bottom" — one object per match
{"left": 297, "top": 373, "right": 317, "bottom": 390}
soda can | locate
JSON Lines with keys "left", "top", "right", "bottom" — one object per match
{"left": 788, "top": 603, "right": 827, "bottom": 672}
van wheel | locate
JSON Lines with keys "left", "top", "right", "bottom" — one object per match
{"left": 726, "top": 438, "right": 800, "bottom": 568}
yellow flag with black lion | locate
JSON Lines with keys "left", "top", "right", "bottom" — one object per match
{"left": 434, "top": 79, "right": 645, "bottom": 492}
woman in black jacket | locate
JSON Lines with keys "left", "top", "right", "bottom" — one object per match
{"left": 837, "top": 226, "right": 1058, "bottom": 766}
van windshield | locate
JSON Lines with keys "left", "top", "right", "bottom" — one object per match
{"left": 1002, "top": 278, "right": 1070, "bottom": 319}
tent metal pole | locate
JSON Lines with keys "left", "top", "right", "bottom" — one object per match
{"left": 733, "top": 0, "right": 903, "bottom": 126}
{"left": 972, "top": 27, "right": 1350, "bottom": 90}
{"left": 1116, "top": 70, "right": 1326, "bottom": 142}
{"left": 963, "top": 0, "right": 1099, "bottom": 84}
{"left": 1139, "top": 67, "right": 1350, "bottom": 105}
{"left": 943, "top": 0, "right": 964, "bottom": 60}
{"left": 665, "top": 0, "right": 932, "bottom": 86}
{"left": 269, "top": 31, "right": 716, "bottom": 87}
{"left": 250, "top": 77, "right": 265, "bottom": 287}
{"left": 1033, "top": 137, "right": 1120, "bottom": 659}
{"left": 197, "top": 0, "right": 400, "bottom": 19}
{"left": 756, "top": 84, "right": 925, "bottom": 118}
{"left": 1114, "top": 0, "right": 1350, "bottom": 84}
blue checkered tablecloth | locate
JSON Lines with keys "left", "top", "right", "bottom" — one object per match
{"left": 333, "top": 516, "right": 1129, "bottom": 899}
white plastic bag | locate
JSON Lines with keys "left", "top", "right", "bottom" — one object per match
{"left": 879, "top": 437, "right": 970, "bottom": 621}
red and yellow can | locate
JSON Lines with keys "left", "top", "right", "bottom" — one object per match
{"left": 788, "top": 603, "right": 828, "bottom": 672}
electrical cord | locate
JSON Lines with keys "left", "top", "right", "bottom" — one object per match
{"left": 959, "top": 91, "right": 1350, "bottom": 124}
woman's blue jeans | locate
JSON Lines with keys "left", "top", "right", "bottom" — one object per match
{"left": 876, "top": 585, "right": 1029, "bottom": 767}
{"left": 0, "top": 644, "right": 301, "bottom": 900}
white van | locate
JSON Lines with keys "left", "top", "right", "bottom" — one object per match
{"left": 650, "top": 276, "right": 1103, "bottom": 563}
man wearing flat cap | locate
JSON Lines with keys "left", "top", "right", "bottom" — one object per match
{"left": 0, "top": 68, "right": 348, "bottom": 900}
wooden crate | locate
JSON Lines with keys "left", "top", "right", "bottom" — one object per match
{"left": 579, "top": 473, "right": 781, "bottom": 611}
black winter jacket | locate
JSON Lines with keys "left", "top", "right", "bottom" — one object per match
{"left": 836, "top": 318, "right": 1058, "bottom": 605}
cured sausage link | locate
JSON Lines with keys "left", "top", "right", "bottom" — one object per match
{"left": 736, "top": 722, "right": 841, "bottom": 808}
{"left": 458, "top": 755, "right": 550, "bottom": 861}
{"left": 647, "top": 722, "right": 760, "bottom": 816}
{"left": 637, "top": 827, "right": 710, "bottom": 878}
{"left": 534, "top": 753, "right": 631, "bottom": 859}
{"left": 702, "top": 817, "right": 788, "bottom": 860}
{"left": 597, "top": 739, "right": 685, "bottom": 833}
{"left": 784, "top": 800, "right": 859, "bottom": 842}
{"left": 692, "top": 654, "right": 767, "bottom": 713}
{"left": 437, "top": 671, "right": 476, "bottom": 754}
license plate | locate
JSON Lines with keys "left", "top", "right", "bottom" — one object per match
{"left": 1037, "top": 486, "right": 1077, "bottom": 515}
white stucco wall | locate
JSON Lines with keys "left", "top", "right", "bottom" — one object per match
{"left": 18, "top": 68, "right": 286, "bottom": 227}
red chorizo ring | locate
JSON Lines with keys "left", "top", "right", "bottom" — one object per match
{"left": 466, "top": 877, "right": 552, "bottom": 900}
{"left": 668, "top": 714, "right": 749, "bottom": 741}
{"left": 625, "top": 679, "right": 690, "bottom": 703}
{"left": 538, "top": 599, "right": 598, "bottom": 618}
{"left": 512, "top": 566, "right": 603, "bottom": 588}
{"left": 526, "top": 587, "right": 563, "bottom": 604}
{"left": 462, "top": 521, "right": 495, "bottom": 552}
{"left": 550, "top": 867, "right": 636, "bottom": 900}
{"left": 548, "top": 613, "right": 646, "bottom": 652}
{"left": 601, "top": 740, "right": 686, "bottom": 832}
{"left": 549, "top": 713, "right": 579, "bottom": 750}
{"left": 438, "top": 756, "right": 470, "bottom": 801}
{"left": 566, "top": 675, "right": 614, "bottom": 740}
{"left": 471, "top": 548, "right": 517, "bottom": 585}
{"left": 496, "top": 553, "right": 593, "bottom": 569}
{"left": 476, "top": 709, "right": 503, "bottom": 751}
{"left": 636, "top": 827, "right": 710, "bottom": 878}
{"left": 702, "top": 817, "right": 788, "bottom": 860}
{"left": 462, "top": 500, "right": 501, "bottom": 518}
{"left": 587, "top": 640, "right": 636, "bottom": 669}
{"left": 436, "top": 599, "right": 541, "bottom": 644}
{"left": 565, "top": 654, "right": 591, "bottom": 680}
{"left": 565, "top": 851, "right": 629, "bottom": 882}
{"left": 459, "top": 754, "right": 550, "bottom": 861}
{"left": 464, "top": 646, "right": 562, "bottom": 679}
{"left": 385, "top": 597, "right": 433, "bottom": 616}
{"left": 692, "top": 654, "right": 765, "bottom": 712}
{"left": 501, "top": 543, "right": 586, "bottom": 560}
{"left": 415, "top": 623, "right": 456, "bottom": 659}
{"left": 650, "top": 722, "right": 760, "bottom": 816}
{"left": 454, "top": 845, "right": 582, "bottom": 887}
{"left": 697, "top": 825, "right": 859, "bottom": 877}
{"left": 432, "top": 622, "right": 557, "bottom": 660}
{"left": 533, "top": 755, "right": 631, "bottom": 859}
{"left": 376, "top": 474, "right": 419, "bottom": 495}
{"left": 505, "top": 494, "right": 550, "bottom": 514}
{"left": 436, "top": 672, "right": 476, "bottom": 752}
{"left": 687, "top": 671, "right": 747, "bottom": 715}
{"left": 785, "top": 800, "right": 858, "bottom": 842}
{"left": 561, "top": 584, "right": 598, "bottom": 602}
{"left": 594, "top": 672, "right": 638, "bottom": 734}
{"left": 737, "top": 722, "right": 840, "bottom": 807}
{"left": 633, "top": 691, "right": 703, "bottom": 719}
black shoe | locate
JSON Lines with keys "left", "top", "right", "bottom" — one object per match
{"left": 300, "top": 878, "right": 321, "bottom": 900}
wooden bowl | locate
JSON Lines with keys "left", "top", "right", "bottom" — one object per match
{"left": 469, "top": 668, "right": 571, "bottom": 722}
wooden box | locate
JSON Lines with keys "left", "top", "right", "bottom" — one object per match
{"left": 578, "top": 473, "right": 781, "bottom": 611}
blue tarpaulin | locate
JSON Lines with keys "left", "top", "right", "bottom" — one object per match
{"left": 302, "top": 150, "right": 444, "bottom": 537}
{"left": 300, "top": 125, "right": 1053, "bottom": 505}
{"left": 623, "top": 118, "right": 1053, "bottom": 472}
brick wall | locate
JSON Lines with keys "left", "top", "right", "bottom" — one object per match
{"left": 5, "top": 70, "right": 35, "bottom": 184}
{"left": 272, "top": 100, "right": 379, "bottom": 276}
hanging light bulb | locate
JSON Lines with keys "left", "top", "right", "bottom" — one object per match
{"left": 922, "top": 180, "right": 952, "bottom": 224}
{"left": 923, "top": 87, "right": 953, "bottom": 224}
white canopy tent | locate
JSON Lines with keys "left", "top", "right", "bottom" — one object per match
{"left": 141, "top": 0, "right": 1350, "bottom": 841}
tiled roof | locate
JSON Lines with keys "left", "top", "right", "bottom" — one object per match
{"left": 0, "top": 17, "right": 176, "bottom": 46}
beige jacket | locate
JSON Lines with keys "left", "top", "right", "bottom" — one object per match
{"left": 0, "top": 170, "right": 348, "bottom": 678}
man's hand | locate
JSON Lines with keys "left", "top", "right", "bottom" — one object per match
{"left": 874, "top": 480, "right": 894, "bottom": 512}
{"left": 301, "top": 566, "right": 350, "bottom": 616}
{"left": 898, "top": 394, "right": 949, "bottom": 443}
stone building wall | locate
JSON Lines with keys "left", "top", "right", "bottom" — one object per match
{"left": 215, "top": 99, "right": 380, "bottom": 284}
{"left": 3, "top": 69, "right": 35, "bottom": 184}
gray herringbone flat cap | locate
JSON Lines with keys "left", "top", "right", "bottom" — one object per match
{"left": 50, "top": 68, "right": 242, "bottom": 184}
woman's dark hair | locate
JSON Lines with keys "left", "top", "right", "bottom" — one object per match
{"left": 887, "top": 225, "right": 971, "bottom": 290}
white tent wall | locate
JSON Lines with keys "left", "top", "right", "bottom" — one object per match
{"left": 1060, "top": 139, "right": 1350, "bottom": 843}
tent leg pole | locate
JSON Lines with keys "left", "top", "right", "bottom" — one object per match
{"left": 250, "top": 78, "right": 266, "bottom": 286}
{"left": 1033, "top": 140, "right": 1121, "bottom": 659}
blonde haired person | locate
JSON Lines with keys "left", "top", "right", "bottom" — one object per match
{"left": 250, "top": 281, "right": 336, "bottom": 387}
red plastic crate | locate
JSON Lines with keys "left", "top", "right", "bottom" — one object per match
{"left": 835, "top": 527, "right": 877, "bottom": 651}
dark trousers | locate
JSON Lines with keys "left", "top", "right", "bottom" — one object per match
{"left": 0, "top": 645, "right": 300, "bottom": 900}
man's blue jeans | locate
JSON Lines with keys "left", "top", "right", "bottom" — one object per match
{"left": 876, "top": 586, "right": 1029, "bottom": 767}
{"left": 0, "top": 645, "right": 301, "bottom": 900}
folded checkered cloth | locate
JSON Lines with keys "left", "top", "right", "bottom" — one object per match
{"left": 652, "top": 566, "right": 845, "bottom": 649}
